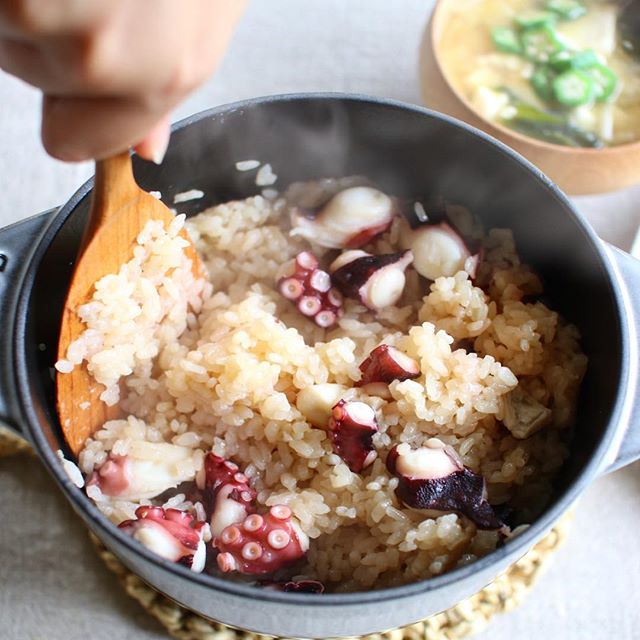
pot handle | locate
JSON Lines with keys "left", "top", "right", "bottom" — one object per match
{"left": 603, "top": 242, "right": 640, "bottom": 473}
{"left": 0, "top": 210, "right": 55, "bottom": 438}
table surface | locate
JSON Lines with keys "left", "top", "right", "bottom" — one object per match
{"left": 0, "top": 1, "right": 638, "bottom": 639}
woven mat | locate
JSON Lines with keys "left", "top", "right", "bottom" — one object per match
{"left": 0, "top": 427, "right": 571, "bottom": 640}
{"left": 0, "top": 426, "right": 34, "bottom": 457}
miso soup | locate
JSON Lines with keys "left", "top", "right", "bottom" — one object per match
{"left": 438, "top": 0, "right": 640, "bottom": 147}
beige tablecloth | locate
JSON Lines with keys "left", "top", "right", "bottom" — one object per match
{"left": 1, "top": 1, "right": 639, "bottom": 638}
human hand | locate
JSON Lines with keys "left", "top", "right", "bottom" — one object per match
{"left": 0, "top": 0, "right": 246, "bottom": 162}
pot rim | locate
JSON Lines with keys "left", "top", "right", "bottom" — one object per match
{"left": 12, "top": 92, "right": 632, "bottom": 606}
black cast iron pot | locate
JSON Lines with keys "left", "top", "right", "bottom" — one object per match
{"left": 1, "top": 94, "right": 639, "bottom": 638}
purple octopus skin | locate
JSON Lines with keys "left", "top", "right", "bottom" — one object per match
{"left": 87, "top": 454, "right": 130, "bottom": 496}
{"left": 277, "top": 251, "right": 343, "bottom": 328}
{"left": 386, "top": 443, "right": 505, "bottom": 530}
{"left": 215, "top": 505, "right": 310, "bottom": 576}
{"left": 327, "top": 400, "right": 378, "bottom": 473}
{"left": 329, "top": 250, "right": 413, "bottom": 311}
{"left": 357, "top": 344, "right": 420, "bottom": 386}
{"left": 261, "top": 579, "right": 325, "bottom": 594}
{"left": 198, "top": 453, "right": 257, "bottom": 539}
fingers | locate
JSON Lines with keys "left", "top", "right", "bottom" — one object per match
{"left": 2, "top": 0, "right": 249, "bottom": 162}
{"left": 133, "top": 115, "right": 171, "bottom": 164}
{"left": 0, "top": 36, "right": 41, "bottom": 80}
{"left": 0, "top": 28, "right": 175, "bottom": 97}
{"left": 0, "top": 34, "right": 83, "bottom": 94}
{"left": 1, "top": 35, "right": 174, "bottom": 162}
{"left": 41, "top": 94, "right": 167, "bottom": 162}
{"left": 0, "top": 0, "right": 116, "bottom": 36}
{"left": 0, "top": 1, "right": 243, "bottom": 97}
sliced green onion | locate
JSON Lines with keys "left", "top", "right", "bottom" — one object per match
{"left": 515, "top": 11, "right": 558, "bottom": 30}
{"left": 569, "top": 49, "right": 600, "bottom": 69}
{"left": 585, "top": 64, "right": 619, "bottom": 101}
{"left": 521, "top": 25, "right": 566, "bottom": 63}
{"left": 552, "top": 69, "right": 595, "bottom": 106}
{"left": 549, "top": 48, "right": 599, "bottom": 72}
{"left": 491, "top": 27, "right": 523, "bottom": 54}
{"left": 548, "top": 50, "right": 574, "bottom": 71}
{"left": 545, "top": 0, "right": 587, "bottom": 21}
{"left": 530, "top": 65, "right": 557, "bottom": 101}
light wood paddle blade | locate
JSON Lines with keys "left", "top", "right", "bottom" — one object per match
{"left": 56, "top": 152, "right": 203, "bottom": 455}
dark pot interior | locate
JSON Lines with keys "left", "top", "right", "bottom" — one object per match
{"left": 24, "top": 94, "right": 622, "bottom": 574}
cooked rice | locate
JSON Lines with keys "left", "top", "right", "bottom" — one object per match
{"left": 173, "top": 189, "right": 205, "bottom": 204}
{"left": 59, "top": 188, "right": 587, "bottom": 591}
{"left": 235, "top": 160, "right": 261, "bottom": 171}
{"left": 255, "top": 164, "right": 278, "bottom": 186}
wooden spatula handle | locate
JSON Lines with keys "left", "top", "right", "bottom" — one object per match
{"left": 57, "top": 147, "right": 203, "bottom": 454}
{"left": 81, "top": 152, "right": 141, "bottom": 249}
{"left": 92, "top": 152, "right": 140, "bottom": 218}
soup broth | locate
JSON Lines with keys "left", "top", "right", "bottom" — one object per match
{"left": 438, "top": 0, "right": 640, "bottom": 147}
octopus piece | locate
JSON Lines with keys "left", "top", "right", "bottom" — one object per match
{"left": 88, "top": 454, "right": 130, "bottom": 496}
{"left": 329, "top": 250, "right": 413, "bottom": 311}
{"left": 119, "top": 506, "right": 208, "bottom": 572}
{"left": 405, "top": 221, "right": 481, "bottom": 281}
{"left": 216, "top": 505, "right": 309, "bottom": 575}
{"left": 327, "top": 400, "right": 378, "bottom": 473}
{"left": 277, "top": 251, "right": 343, "bottom": 328}
{"left": 357, "top": 381, "right": 394, "bottom": 400}
{"left": 198, "top": 453, "right": 257, "bottom": 539}
{"left": 386, "top": 441, "right": 505, "bottom": 530}
{"left": 261, "top": 579, "right": 325, "bottom": 593}
{"left": 87, "top": 442, "right": 196, "bottom": 501}
{"left": 357, "top": 344, "right": 420, "bottom": 386}
{"left": 296, "top": 383, "right": 348, "bottom": 428}
{"left": 290, "top": 186, "right": 396, "bottom": 249}
{"left": 284, "top": 176, "right": 368, "bottom": 211}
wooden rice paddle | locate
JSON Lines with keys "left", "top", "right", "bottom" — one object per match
{"left": 56, "top": 152, "right": 203, "bottom": 455}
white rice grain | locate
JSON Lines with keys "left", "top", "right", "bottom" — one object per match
{"left": 255, "top": 163, "right": 277, "bottom": 186}
{"left": 235, "top": 159, "right": 260, "bottom": 171}
{"left": 173, "top": 189, "right": 205, "bottom": 204}
{"left": 56, "top": 450, "right": 85, "bottom": 488}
